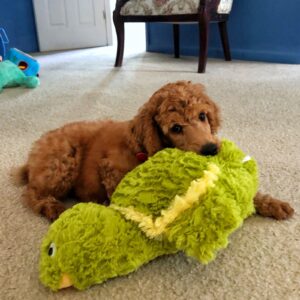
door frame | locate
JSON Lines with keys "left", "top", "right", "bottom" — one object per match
{"left": 105, "top": 0, "right": 113, "bottom": 46}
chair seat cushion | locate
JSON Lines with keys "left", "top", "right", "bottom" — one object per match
{"left": 120, "top": 0, "right": 233, "bottom": 16}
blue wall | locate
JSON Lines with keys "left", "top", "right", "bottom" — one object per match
{"left": 146, "top": 0, "right": 300, "bottom": 64}
{"left": 0, "top": 0, "right": 39, "bottom": 54}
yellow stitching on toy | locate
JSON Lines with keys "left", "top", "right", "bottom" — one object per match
{"left": 111, "top": 163, "right": 220, "bottom": 238}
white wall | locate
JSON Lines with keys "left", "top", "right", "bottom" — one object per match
{"left": 109, "top": 0, "right": 146, "bottom": 54}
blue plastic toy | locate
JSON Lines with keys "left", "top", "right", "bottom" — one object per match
{"left": 0, "top": 28, "right": 9, "bottom": 60}
{"left": 7, "top": 48, "right": 40, "bottom": 77}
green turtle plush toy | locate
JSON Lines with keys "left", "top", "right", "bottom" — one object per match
{"left": 0, "top": 60, "right": 39, "bottom": 92}
{"left": 39, "top": 139, "right": 258, "bottom": 291}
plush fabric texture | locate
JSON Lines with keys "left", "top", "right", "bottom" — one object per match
{"left": 0, "top": 60, "right": 39, "bottom": 92}
{"left": 39, "top": 139, "right": 258, "bottom": 291}
{"left": 120, "top": 0, "right": 233, "bottom": 16}
{"left": 40, "top": 202, "right": 176, "bottom": 291}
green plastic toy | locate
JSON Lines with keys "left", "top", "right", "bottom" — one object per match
{"left": 0, "top": 60, "right": 39, "bottom": 92}
{"left": 39, "top": 139, "right": 258, "bottom": 291}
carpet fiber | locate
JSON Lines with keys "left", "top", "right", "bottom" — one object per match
{"left": 0, "top": 48, "right": 299, "bottom": 300}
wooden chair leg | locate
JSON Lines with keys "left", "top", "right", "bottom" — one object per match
{"left": 113, "top": 12, "right": 125, "bottom": 67}
{"left": 218, "top": 21, "right": 231, "bottom": 61}
{"left": 173, "top": 24, "right": 180, "bottom": 58}
{"left": 198, "top": 13, "right": 209, "bottom": 73}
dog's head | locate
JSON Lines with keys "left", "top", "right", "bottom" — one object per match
{"left": 132, "top": 81, "right": 221, "bottom": 156}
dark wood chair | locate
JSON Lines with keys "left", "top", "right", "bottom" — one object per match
{"left": 113, "top": 0, "right": 233, "bottom": 73}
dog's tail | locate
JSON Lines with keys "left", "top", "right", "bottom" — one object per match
{"left": 11, "top": 165, "right": 29, "bottom": 186}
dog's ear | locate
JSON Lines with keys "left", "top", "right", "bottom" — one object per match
{"left": 206, "top": 99, "right": 221, "bottom": 135}
{"left": 191, "top": 81, "right": 221, "bottom": 135}
{"left": 131, "top": 93, "right": 165, "bottom": 156}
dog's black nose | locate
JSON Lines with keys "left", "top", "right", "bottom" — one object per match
{"left": 200, "top": 143, "right": 218, "bottom": 156}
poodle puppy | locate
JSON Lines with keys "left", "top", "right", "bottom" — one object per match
{"left": 14, "top": 81, "right": 294, "bottom": 221}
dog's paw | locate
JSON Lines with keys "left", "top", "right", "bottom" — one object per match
{"left": 267, "top": 200, "right": 295, "bottom": 220}
{"left": 40, "top": 199, "right": 66, "bottom": 222}
{"left": 255, "top": 193, "right": 294, "bottom": 220}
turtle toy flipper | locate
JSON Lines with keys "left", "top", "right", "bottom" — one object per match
{"left": 20, "top": 76, "right": 40, "bottom": 88}
{"left": 39, "top": 139, "right": 258, "bottom": 291}
{"left": 0, "top": 60, "right": 39, "bottom": 91}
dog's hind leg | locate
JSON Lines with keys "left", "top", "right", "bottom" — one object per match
{"left": 22, "top": 140, "right": 82, "bottom": 221}
{"left": 23, "top": 187, "right": 66, "bottom": 221}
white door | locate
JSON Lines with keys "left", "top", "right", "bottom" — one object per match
{"left": 33, "top": 0, "right": 112, "bottom": 51}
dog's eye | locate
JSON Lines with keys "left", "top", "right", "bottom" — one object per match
{"left": 171, "top": 124, "right": 183, "bottom": 134}
{"left": 199, "top": 112, "right": 206, "bottom": 122}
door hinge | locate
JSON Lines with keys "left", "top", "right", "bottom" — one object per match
{"left": 103, "top": 10, "right": 106, "bottom": 20}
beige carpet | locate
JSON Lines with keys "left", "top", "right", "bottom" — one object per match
{"left": 0, "top": 47, "right": 299, "bottom": 300}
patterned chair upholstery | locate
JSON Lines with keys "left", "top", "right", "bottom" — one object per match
{"left": 113, "top": 0, "right": 234, "bottom": 73}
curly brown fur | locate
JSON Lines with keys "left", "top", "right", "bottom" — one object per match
{"left": 14, "top": 81, "right": 222, "bottom": 221}
{"left": 254, "top": 192, "right": 294, "bottom": 220}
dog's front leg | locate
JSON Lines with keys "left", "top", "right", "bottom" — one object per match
{"left": 254, "top": 192, "right": 294, "bottom": 220}
{"left": 99, "top": 159, "right": 128, "bottom": 199}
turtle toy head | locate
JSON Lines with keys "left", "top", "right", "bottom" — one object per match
{"left": 39, "top": 139, "right": 258, "bottom": 291}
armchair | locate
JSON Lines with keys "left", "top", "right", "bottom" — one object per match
{"left": 113, "top": 0, "right": 233, "bottom": 73}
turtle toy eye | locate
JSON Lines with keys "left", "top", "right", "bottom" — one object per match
{"left": 48, "top": 242, "right": 56, "bottom": 257}
{"left": 199, "top": 112, "right": 206, "bottom": 122}
{"left": 171, "top": 124, "right": 183, "bottom": 134}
